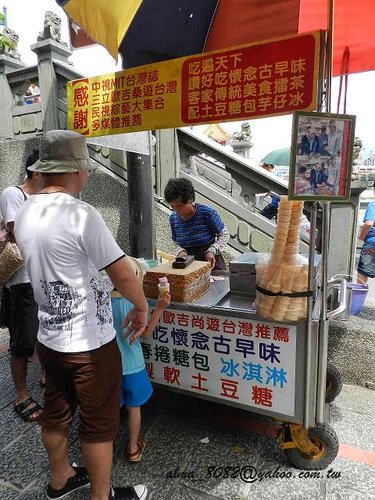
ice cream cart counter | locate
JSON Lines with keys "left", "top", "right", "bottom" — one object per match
{"left": 143, "top": 277, "right": 318, "bottom": 429}
{"left": 142, "top": 277, "right": 340, "bottom": 470}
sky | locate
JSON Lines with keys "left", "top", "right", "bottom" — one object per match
{"left": 4, "top": 0, "right": 375, "bottom": 162}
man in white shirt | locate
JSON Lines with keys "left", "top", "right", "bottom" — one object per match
{"left": 327, "top": 120, "right": 342, "bottom": 156}
{"left": 0, "top": 150, "right": 44, "bottom": 423}
{"left": 15, "top": 130, "right": 148, "bottom": 500}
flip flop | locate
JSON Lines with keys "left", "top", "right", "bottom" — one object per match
{"left": 128, "top": 434, "right": 146, "bottom": 463}
{"left": 14, "top": 397, "right": 43, "bottom": 422}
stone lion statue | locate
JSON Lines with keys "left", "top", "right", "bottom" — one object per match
{"left": 352, "top": 136, "right": 363, "bottom": 165}
{"left": 37, "top": 10, "right": 66, "bottom": 45}
{"left": 2, "top": 27, "right": 21, "bottom": 60}
{"left": 232, "top": 122, "right": 252, "bottom": 142}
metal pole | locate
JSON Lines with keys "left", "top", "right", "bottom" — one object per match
{"left": 349, "top": 196, "right": 360, "bottom": 278}
{"left": 303, "top": 202, "right": 317, "bottom": 428}
{"left": 325, "top": 0, "right": 334, "bottom": 112}
{"left": 127, "top": 149, "right": 156, "bottom": 259}
{"left": 314, "top": 0, "right": 334, "bottom": 425}
{"left": 316, "top": 202, "right": 330, "bottom": 423}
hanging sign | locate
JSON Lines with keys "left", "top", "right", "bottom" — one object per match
{"left": 288, "top": 111, "right": 356, "bottom": 201}
{"left": 67, "top": 32, "right": 321, "bottom": 138}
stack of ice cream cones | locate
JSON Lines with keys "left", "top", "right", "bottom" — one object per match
{"left": 255, "top": 196, "right": 309, "bottom": 321}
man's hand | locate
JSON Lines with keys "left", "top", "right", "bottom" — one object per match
{"left": 205, "top": 251, "right": 216, "bottom": 269}
{"left": 122, "top": 307, "right": 148, "bottom": 345}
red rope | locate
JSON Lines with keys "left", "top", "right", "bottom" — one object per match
{"left": 337, "top": 46, "right": 350, "bottom": 114}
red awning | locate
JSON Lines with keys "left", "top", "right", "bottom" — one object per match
{"left": 58, "top": 0, "right": 375, "bottom": 76}
{"left": 206, "top": 0, "right": 375, "bottom": 77}
{"left": 299, "top": 0, "right": 375, "bottom": 76}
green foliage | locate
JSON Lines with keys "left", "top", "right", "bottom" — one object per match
{"left": 0, "top": 33, "right": 16, "bottom": 50}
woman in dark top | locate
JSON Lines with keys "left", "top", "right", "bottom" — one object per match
{"left": 164, "top": 178, "right": 229, "bottom": 270}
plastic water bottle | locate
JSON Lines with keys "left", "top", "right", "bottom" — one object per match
{"left": 158, "top": 276, "right": 170, "bottom": 296}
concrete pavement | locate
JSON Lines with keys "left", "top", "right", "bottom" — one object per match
{"left": 0, "top": 326, "right": 374, "bottom": 500}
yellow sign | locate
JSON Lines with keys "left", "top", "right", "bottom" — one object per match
{"left": 67, "top": 32, "right": 321, "bottom": 138}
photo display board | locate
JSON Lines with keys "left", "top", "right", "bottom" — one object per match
{"left": 289, "top": 111, "right": 356, "bottom": 201}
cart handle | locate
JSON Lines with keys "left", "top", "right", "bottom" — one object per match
{"left": 328, "top": 273, "right": 367, "bottom": 286}
{"left": 327, "top": 278, "right": 348, "bottom": 320}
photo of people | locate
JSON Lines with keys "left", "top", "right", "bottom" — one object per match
{"left": 289, "top": 112, "right": 356, "bottom": 201}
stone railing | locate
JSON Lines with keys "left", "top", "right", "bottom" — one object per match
{"left": 0, "top": 37, "right": 82, "bottom": 139}
{"left": 156, "top": 127, "right": 308, "bottom": 255}
{"left": 7, "top": 65, "right": 42, "bottom": 136}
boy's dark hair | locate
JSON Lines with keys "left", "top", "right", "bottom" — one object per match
{"left": 164, "top": 177, "right": 195, "bottom": 204}
{"left": 262, "top": 162, "right": 275, "bottom": 169}
{"left": 25, "top": 149, "right": 39, "bottom": 179}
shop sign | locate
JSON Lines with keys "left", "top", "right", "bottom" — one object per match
{"left": 67, "top": 32, "right": 320, "bottom": 138}
{"left": 141, "top": 309, "right": 297, "bottom": 417}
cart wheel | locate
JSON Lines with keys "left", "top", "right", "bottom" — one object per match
{"left": 326, "top": 363, "right": 343, "bottom": 403}
{"left": 285, "top": 423, "right": 339, "bottom": 470}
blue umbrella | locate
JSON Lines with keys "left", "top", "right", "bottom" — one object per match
{"left": 262, "top": 147, "right": 290, "bottom": 167}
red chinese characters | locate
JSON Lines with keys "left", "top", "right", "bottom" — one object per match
{"left": 71, "top": 70, "right": 178, "bottom": 135}
{"left": 191, "top": 373, "right": 209, "bottom": 392}
{"left": 252, "top": 385, "right": 273, "bottom": 407}
{"left": 181, "top": 34, "right": 317, "bottom": 123}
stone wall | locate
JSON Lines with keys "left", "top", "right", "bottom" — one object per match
{"left": 0, "top": 136, "right": 177, "bottom": 258}
{"left": 0, "top": 137, "right": 40, "bottom": 191}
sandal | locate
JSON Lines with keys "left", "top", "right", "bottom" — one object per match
{"left": 128, "top": 433, "right": 146, "bottom": 463}
{"left": 14, "top": 397, "right": 43, "bottom": 423}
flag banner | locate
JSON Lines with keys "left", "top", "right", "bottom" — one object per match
{"left": 67, "top": 32, "right": 321, "bottom": 138}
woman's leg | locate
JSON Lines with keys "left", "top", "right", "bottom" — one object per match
{"left": 357, "top": 272, "right": 368, "bottom": 284}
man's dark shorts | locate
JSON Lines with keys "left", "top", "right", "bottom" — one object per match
{"left": 37, "top": 338, "right": 122, "bottom": 442}
{"left": 8, "top": 283, "right": 39, "bottom": 358}
{"left": 357, "top": 242, "right": 375, "bottom": 278}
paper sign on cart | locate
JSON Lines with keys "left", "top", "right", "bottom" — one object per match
{"left": 141, "top": 310, "right": 297, "bottom": 417}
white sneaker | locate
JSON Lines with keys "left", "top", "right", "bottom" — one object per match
{"left": 109, "top": 484, "right": 147, "bottom": 500}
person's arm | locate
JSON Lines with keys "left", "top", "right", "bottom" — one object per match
{"left": 170, "top": 214, "right": 187, "bottom": 256}
{"left": 141, "top": 293, "right": 171, "bottom": 341}
{"left": 358, "top": 202, "right": 375, "bottom": 242}
{"left": 175, "top": 245, "right": 188, "bottom": 257}
{"left": 358, "top": 220, "right": 374, "bottom": 241}
{"left": 106, "top": 257, "right": 149, "bottom": 342}
{"left": 206, "top": 226, "right": 230, "bottom": 256}
{"left": 6, "top": 221, "right": 16, "bottom": 243}
{"left": 1, "top": 188, "right": 25, "bottom": 244}
{"left": 204, "top": 209, "right": 227, "bottom": 268}
{"left": 206, "top": 209, "right": 229, "bottom": 254}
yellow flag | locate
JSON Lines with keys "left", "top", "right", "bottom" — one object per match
{"left": 63, "top": 0, "right": 142, "bottom": 60}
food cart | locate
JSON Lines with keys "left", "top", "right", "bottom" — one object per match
{"left": 140, "top": 209, "right": 346, "bottom": 471}
{"left": 66, "top": 24, "right": 353, "bottom": 470}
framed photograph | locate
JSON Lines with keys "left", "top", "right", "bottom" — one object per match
{"left": 288, "top": 111, "right": 356, "bottom": 201}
